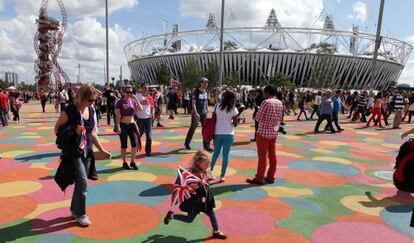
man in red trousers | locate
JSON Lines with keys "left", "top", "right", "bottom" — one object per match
{"left": 247, "top": 85, "right": 283, "bottom": 185}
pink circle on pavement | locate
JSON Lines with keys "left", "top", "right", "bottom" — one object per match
{"left": 311, "top": 222, "right": 414, "bottom": 243}
{"left": 30, "top": 179, "right": 73, "bottom": 203}
{"left": 204, "top": 207, "right": 274, "bottom": 235}
{"left": 32, "top": 207, "right": 76, "bottom": 234}
{"left": 0, "top": 159, "right": 30, "bottom": 170}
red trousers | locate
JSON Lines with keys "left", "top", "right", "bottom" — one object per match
{"left": 255, "top": 134, "right": 277, "bottom": 181}
{"left": 367, "top": 108, "right": 382, "bottom": 127}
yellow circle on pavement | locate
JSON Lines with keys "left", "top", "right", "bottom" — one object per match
{"left": 0, "top": 181, "right": 42, "bottom": 197}
{"left": 262, "top": 186, "right": 313, "bottom": 198}
{"left": 1, "top": 150, "right": 35, "bottom": 158}
{"left": 340, "top": 195, "right": 397, "bottom": 216}
{"left": 107, "top": 172, "right": 157, "bottom": 182}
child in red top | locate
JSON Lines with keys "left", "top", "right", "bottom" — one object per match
{"left": 164, "top": 150, "right": 227, "bottom": 240}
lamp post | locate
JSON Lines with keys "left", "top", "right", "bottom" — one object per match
{"left": 218, "top": 0, "right": 225, "bottom": 87}
{"left": 105, "top": 0, "right": 109, "bottom": 87}
{"left": 370, "top": 0, "right": 385, "bottom": 90}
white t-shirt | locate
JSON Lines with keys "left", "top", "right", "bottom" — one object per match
{"left": 135, "top": 93, "right": 152, "bottom": 119}
{"left": 315, "top": 95, "right": 322, "bottom": 106}
{"left": 214, "top": 104, "right": 239, "bottom": 135}
{"left": 367, "top": 97, "right": 375, "bottom": 109}
{"left": 59, "top": 90, "right": 68, "bottom": 103}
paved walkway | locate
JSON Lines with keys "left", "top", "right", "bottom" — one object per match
{"left": 0, "top": 102, "right": 413, "bottom": 242}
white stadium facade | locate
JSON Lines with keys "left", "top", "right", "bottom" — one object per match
{"left": 124, "top": 10, "right": 412, "bottom": 90}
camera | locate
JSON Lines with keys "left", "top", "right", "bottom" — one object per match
{"left": 278, "top": 126, "right": 287, "bottom": 135}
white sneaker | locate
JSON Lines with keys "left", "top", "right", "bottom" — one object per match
{"left": 76, "top": 215, "right": 91, "bottom": 226}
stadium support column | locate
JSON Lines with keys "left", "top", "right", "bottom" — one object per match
{"left": 370, "top": 0, "right": 385, "bottom": 90}
{"left": 105, "top": 0, "right": 109, "bottom": 86}
{"left": 218, "top": 0, "right": 225, "bottom": 87}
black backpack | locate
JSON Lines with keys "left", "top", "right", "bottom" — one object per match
{"left": 393, "top": 139, "right": 414, "bottom": 192}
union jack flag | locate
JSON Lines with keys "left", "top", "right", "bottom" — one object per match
{"left": 171, "top": 167, "right": 201, "bottom": 206}
{"left": 170, "top": 79, "right": 181, "bottom": 90}
{"left": 78, "top": 112, "right": 87, "bottom": 155}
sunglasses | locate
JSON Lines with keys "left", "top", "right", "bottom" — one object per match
{"left": 125, "top": 91, "right": 133, "bottom": 94}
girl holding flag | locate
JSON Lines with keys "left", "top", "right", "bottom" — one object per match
{"left": 164, "top": 150, "right": 227, "bottom": 240}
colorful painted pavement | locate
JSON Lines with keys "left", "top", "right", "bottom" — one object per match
{"left": 0, "top": 102, "right": 414, "bottom": 243}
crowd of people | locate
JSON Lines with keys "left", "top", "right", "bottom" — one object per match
{"left": 4, "top": 79, "right": 414, "bottom": 238}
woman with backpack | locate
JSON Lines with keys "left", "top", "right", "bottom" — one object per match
{"left": 54, "top": 83, "right": 111, "bottom": 226}
{"left": 210, "top": 91, "right": 239, "bottom": 182}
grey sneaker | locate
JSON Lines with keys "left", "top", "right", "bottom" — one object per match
{"left": 76, "top": 215, "right": 91, "bottom": 226}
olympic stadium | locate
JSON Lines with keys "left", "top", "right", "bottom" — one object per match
{"left": 124, "top": 10, "right": 413, "bottom": 90}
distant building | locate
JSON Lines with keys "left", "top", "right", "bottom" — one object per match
{"left": 116, "top": 79, "right": 131, "bottom": 88}
{"left": 5, "top": 72, "right": 18, "bottom": 86}
{"left": 125, "top": 10, "right": 413, "bottom": 90}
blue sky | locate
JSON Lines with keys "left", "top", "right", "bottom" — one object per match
{"left": 108, "top": 0, "right": 413, "bottom": 40}
{"left": 0, "top": 0, "right": 413, "bottom": 85}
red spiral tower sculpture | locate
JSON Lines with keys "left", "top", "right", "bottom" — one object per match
{"left": 34, "top": 0, "right": 70, "bottom": 87}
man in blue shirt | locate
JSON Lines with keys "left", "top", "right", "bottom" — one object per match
{"left": 331, "top": 90, "right": 344, "bottom": 132}
{"left": 314, "top": 89, "right": 336, "bottom": 134}
{"left": 184, "top": 77, "right": 212, "bottom": 151}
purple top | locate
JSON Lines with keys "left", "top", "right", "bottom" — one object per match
{"left": 115, "top": 98, "right": 137, "bottom": 117}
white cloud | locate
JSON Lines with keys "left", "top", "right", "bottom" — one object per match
{"left": 14, "top": 0, "right": 138, "bottom": 18}
{"left": 180, "top": 0, "right": 324, "bottom": 28}
{"left": 399, "top": 62, "right": 414, "bottom": 86}
{"left": 405, "top": 35, "right": 414, "bottom": 43}
{"left": 0, "top": 0, "right": 137, "bottom": 85}
{"left": 349, "top": 1, "right": 370, "bottom": 23}
{"left": 0, "top": 14, "right": 135, "bottom": 84}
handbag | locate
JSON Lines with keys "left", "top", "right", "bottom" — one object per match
{"left": 202, "top": 105, "right": 217, "bottom": 143}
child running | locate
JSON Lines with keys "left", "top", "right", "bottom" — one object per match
{"left": 164, "top": 150, "right": 227, "bottom": 240}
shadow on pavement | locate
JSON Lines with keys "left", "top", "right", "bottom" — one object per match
{"left": 0, "top": 217, "right": 78, "bottom": 242}
{"left": 139, "top": 184, "right": 172, "bottom": 197}
{"left": 15, "top": 152, "right": 61, "bottom": 162}
{"left": 142, "top": 234, "right": 211, "bottom": 243}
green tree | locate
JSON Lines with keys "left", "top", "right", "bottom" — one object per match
{"left": 0, "top": 79, "right": 11, "bottom": 90}
{"left": 271, "top": 73, "right": 294, "bottom": 88}
{"left": 308, "top": 44, "right": 335, "bottom": 89}
{"left": 204, "top": 61, "right": 219, "bottom": 90}
{"left": 155, "top": 63, "right": 172, "bottom": 86}
{"left": 387, "top": 80, "right": 398, "bottom": 91}
{"left": 224, "top": 71, "right": 240, "bottom": 88}
{"left": 180, "top": 58, "right": 204, "bottom": 90}
{"left": 129, "top": 79, "right": 140, "bottom": 89}
{"left": 224, "top": 40, "right": 238, "bottom": 50}
{"left": 19, "top": 82, "right": 37, "bottom": 92}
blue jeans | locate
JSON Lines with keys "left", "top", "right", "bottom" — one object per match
{"left": 173, "top": 210, "right": 219, "bottom": 231}
{"left": 210, "top": 134, "right": 234, "bottom": 177}
{"left": 185, "top": 113, "right": 210, "bottom": 149}
{"left": 70, "top": 156, "right": 91, "bottom": 217}
{"left": 0, "top": 108, "right": 7, "bottom": 126}
{"left": 137, "top": 118, "right": 152, "bottom": 155}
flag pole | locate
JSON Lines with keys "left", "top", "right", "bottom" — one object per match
{"left": 218, "top": 0, "right": 225, "bottom": 87}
